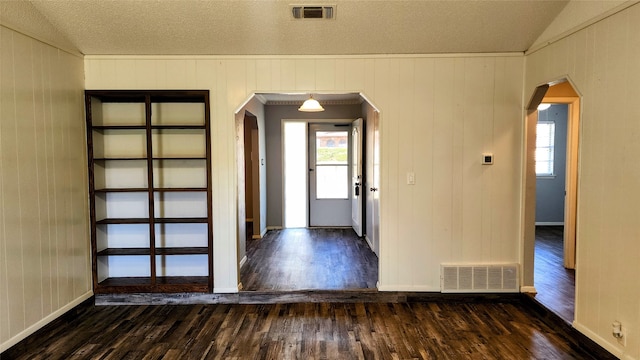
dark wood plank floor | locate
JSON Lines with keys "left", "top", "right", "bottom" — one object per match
{"left": 5, "top": 300, "right": 596, "bottom": 359}
{"left": 241, "top": 228, "right": 378, "bottom": 291}
{"left": 534, "top": 226, "right": 575, "bottom": 323}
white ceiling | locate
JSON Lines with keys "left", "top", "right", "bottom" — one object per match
{"left": 24, "top": 0, "right": 569, "bottom": 56}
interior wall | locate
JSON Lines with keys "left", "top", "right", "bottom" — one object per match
{"left": 535, "top": 104, "right": 568, "bottom": 224}
{"left": 0, "top": 25, "right": 90, "bottom": 351}
{"left": 525, "top": 3, "right": 640, "bottom": 358}
{"left": 234, "top": 97, "right": 266, "bottom": 265}
{"left": 84, "top": 54, "right": 524, "bottom": 293}
{"left": 265, "top": 104, "right": 363, "bottom": 228}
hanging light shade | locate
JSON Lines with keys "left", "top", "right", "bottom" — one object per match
{"left": 298, "top": 95, "right": 324, "bottom": 112}
{"left": 537, "top": 103, "right": 551, "bottom": 111}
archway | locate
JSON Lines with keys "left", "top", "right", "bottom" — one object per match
{"left": 523, "top": 79, "right": 581, "bottom": 322}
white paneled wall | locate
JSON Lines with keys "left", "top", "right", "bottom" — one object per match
{"left": 0, "top": 26, "right": 90, "bottom": 351}
{"left": 525, "top": 4, "right": 640, "bottom": 359}
{"left": 85, "top": 54, "right": 524, "bottom": 293}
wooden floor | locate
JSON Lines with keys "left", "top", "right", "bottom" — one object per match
{"left": 241, "top": 228, "right": 378, "bottom": 291}
{"left": 534, "top": 226, "right": 575, "bottom": 323}
{"left": 6, "top": 299, "right": 597, "bottom": 359}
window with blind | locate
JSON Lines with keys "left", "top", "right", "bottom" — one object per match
{"left": 536, "top": 121, "right": 555, "bottom": 176}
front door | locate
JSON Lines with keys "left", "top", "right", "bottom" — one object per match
{"left": 309, "top": 123, "right": 352, "bottom": 226}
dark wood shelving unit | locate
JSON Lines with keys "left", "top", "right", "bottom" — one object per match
{"left": 86, "top": 90, "right": 213, "bottom": 294}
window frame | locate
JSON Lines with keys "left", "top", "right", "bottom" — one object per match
{"left": 535, "top": 120, "right": 556, "bottom": 178}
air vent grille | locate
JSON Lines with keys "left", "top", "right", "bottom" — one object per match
{"left": 441, "top": 264, "right": 519, "bottom": 293}
{"left": 291, "top": 5, "right": 335, "bottom": 19}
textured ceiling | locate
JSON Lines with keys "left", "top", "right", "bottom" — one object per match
{"left": 25, "top": 0, "right": 569, "bottom": 56}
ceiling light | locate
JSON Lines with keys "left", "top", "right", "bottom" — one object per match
{"left": 298, "top": 95, "right": 324, "bottom": 112}
{"left": 537, "top": 103, "right": 551, "bottom": 111}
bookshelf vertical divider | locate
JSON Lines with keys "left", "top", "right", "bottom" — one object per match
{"left": 85, "top": 90, "right": 212, "bottom": 293}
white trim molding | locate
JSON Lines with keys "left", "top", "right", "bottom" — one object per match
{"left": 520, "top": 286, "right": 537, "bottom": 294}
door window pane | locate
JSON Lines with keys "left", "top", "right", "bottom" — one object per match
{"left": 316, "top": 131, "right": 348, "bottom": 165}
{"left": 315, "top": 131, "right": 348, "bottom": 199}
{"left": 316, "top": 165, "right": 348, "bottom": 199}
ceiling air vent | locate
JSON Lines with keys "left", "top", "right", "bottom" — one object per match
{"left": 291, "top": 5, "right": 335, "bottom": 20}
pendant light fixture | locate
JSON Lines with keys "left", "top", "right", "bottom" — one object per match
{"left": 298, "top": 95, "right": 324, "bottom": 112}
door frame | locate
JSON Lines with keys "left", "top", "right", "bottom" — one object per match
{"left": 522, "top": 78, "right": 582, "bottom": 292}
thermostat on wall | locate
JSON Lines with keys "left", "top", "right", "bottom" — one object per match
{"left": 482, "top": 153, "right": 493, "bottom": 165}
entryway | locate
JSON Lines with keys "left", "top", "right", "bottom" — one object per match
{"left": 235, "top": 93, "right": 381, "bottom": 292}
{"left": 525, "top": 80, "right": 580, "bottom": 323}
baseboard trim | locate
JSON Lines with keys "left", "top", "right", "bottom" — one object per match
{"left": 214, "top": 287, "right": 240, "bottom": 294}
{"left": 522, "top": 295, "right": 618, "bottom": 359}
{"left": 260, "top": 227, "right": 268, "bottom": 237}
{"left": 1, "top": 290, "right": 94, "bottom": 353}
{"left": 365, "top": 235, "right": 374, "bottom": 249}
{"left": 573, "top": 322, "right": 623, "bottom": 359}
{"left": 377, "top": 285, "right": 440, "bottom": 292}
{"left": 267, "top": 226, "right": 283, "bottom": 230}
{"left": 239, "top": 255, "right": 248, "bottom": 268}
{"left": 520, "top": 286, "right": 537, "bottom": 294}
{"left": 535, "top": 222, "right": 564, "bottom": 226}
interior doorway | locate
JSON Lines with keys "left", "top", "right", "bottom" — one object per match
{"left": 525, "top": 80, "right": 580, "bottom": 323}
{"left": 244, "top": 113, "right": 261, "bottom": 240}
{"left": 235, "top": 93, "right": 381, "bottom": 292}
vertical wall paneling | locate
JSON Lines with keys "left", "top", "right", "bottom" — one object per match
{"left": 279, "top": 59, "right": 296, "bottom": 91}
{"left": 0, "top": 25, "right": 90, "bottom": 352}
{"left": 294, "top": 59, "right": 315, "bottom": 90}
{"left": 84, "top": 53, "right": 525, "bottom": 295}
{"left": 315, "top": 59, "right": 335, "bottom": 90}
{"left": 461, "top": 58, "right": 485, "bottom": 262}
{"left": 525, "top": 3, "right": 640, "bottom": 358}
{"left": 431, "top": 58, "right": 455, "bottom": 265}
{"left": 412, "top": 58, "right": 435, "bottom": 287}
{"left": 451, "top": 58, "right": 466, "bottom": 262}
{"left": 396, "top": 58, "right": 414, "bottom": 287}
{"left": 344, "top": 59, "right": 365, "bottom": 92}
{"left": 1, "top": 26, "right": 26, "bottom": 341}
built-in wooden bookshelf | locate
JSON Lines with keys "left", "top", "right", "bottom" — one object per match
{"left": 85, "top": 90, "right": 212, "bottom": 293}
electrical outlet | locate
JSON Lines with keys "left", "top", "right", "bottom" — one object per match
{"left": 618, "top": 328, "right": 627, "bottom": 347}
{"left": 613, "top": 321, "right": 627, "bottom": 347}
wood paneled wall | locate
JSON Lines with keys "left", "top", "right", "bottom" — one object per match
{"left": 84, "top": 54, "right": 525, "bottom": 293}
{"left": 0, "top": 26, "right": 91, "bottom": 351}
{"left": 525, "top": 3, "right": 640, "bottom": 359}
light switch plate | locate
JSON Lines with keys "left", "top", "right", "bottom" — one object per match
{"left": 407, "top": 172, "right": 415, "bottom": 185}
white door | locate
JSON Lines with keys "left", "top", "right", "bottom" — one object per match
{"left": 365, "top": 112, "right": 380, "bottom": 256}
{"left": 351, "top": 118, "right": 364, "bottom": 236}
{"left": 309, "top": 123, "right": 352, "bottom": 227}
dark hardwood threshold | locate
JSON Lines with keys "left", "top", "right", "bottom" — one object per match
{"left": 1, "top": 296, "right": 95, "bottom": 359}
{"left": 522, "top": 294, "right": 617, "bottom": 360}
{"left": 94, "top": 290, "right": 524, "bottom": 305}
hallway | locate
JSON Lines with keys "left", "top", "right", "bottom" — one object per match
{"left": 240, "top": 228, "right": 378, "bottom": 291}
